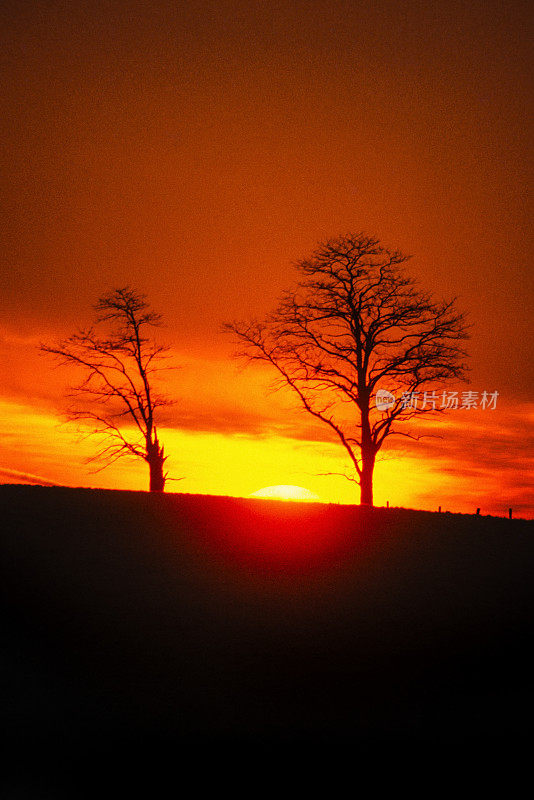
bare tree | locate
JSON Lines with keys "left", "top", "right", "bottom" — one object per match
{"left": 225, "top": 234, "right": 469, "bottom": 506}
{"left": 41, "top": 287, "right": 173, "bottom": 492}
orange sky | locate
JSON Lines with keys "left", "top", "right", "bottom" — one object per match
{"left": 1, "top": 0, "right": 533, "bottom": 516}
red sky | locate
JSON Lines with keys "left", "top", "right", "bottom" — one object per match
{"left": 1, "top": 0, "right": 533, "bottom": 516}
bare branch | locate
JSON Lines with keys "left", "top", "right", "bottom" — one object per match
{"left": 41, "top": 286, "right": 175, "bottom": 491}
{"left": 225, "top": 233, "right": 469, "bottom": 505}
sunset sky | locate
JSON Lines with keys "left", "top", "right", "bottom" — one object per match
{"left": 1, "top": 0, "right": 532, "bottom": 516}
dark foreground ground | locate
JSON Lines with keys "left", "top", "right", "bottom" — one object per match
{"left": 2, "top": 485, "right": 534, "bottom": 778}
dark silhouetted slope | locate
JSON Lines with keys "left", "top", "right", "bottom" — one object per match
{"left": 2, "top": 485, "right": 534, "bottom": 758}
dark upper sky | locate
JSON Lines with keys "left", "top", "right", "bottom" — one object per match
{"left": 1, "top": 0, "right": 532, "bottom": 396}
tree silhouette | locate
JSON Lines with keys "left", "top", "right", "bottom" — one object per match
{"left": 226, "top": 234, "right": 469, "bottom": 506}
{"left": 41, "top": 287, "right": 173, "bottom": 492}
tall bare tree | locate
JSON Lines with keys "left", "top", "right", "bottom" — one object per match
{"left": 226, "top": 234, "right": 469, "bottom": 506}
{"left": 41, "top": 287, "right": 172, "bottom": 492}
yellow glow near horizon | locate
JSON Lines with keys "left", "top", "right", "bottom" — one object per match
{"left": 0, "top": 397, "right": 423, "bottom": 506}
{"left": 249, "top": 485, "right": 322, "bottom": 502}
{"left": 1, "top": 397, "right": 531, "bottom": 518}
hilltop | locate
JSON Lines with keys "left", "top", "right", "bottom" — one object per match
{"left": 2, "top": 484, "right": 534, "bottom": 758}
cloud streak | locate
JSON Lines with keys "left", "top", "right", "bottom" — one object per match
{"left": 0, "top": 467, "right": 61, "bottom": 487}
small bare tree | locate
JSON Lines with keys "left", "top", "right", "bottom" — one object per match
{"left": 41, "top": 287, "right": 173, "bottom": 492}
{"left": 226, "top": 234, "right": 469, "bottom": 506}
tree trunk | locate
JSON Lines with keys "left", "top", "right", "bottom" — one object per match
{"left": 148, "top": 456, "right": 166, "bottom": 492}
{"left": 360, "top": 448, "right": 375, "bottom": 506}
{"left": 146, "top": 434, "right": 166, "bottom": 492}
{"left": 359, "top": 395, "right": 375, "bottom": 506}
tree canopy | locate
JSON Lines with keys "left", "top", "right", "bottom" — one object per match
{"left": 226, "top": 234, "right": 469, "bottom": 505}
{"left": 41, "top": 287, "right": 172, "bottom": 491}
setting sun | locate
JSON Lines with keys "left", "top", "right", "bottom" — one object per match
{"left": 249, "top": 485, "right": 322, "bottom": 502}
